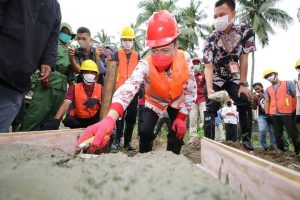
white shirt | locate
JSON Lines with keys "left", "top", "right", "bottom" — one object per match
{"left": 221, "top": 105, "right": 238, "bottom": 124}
{"left": 112, "top": 52, "right": 197, "bottom": 118}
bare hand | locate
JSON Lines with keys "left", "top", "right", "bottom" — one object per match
{"left": 39, "top": 65, "right": 52, "bottom": 89}
{"left": 95, "top": 47, "right": 104, "bottom": 57}
{"left": 238, "top": 85, "right": 250, "bottom": 99}
{"left": 69, "top": 48, "right": 75, "bottom": 57}
{"left": 105, "top": 56, "right": 112, "bottom": 64}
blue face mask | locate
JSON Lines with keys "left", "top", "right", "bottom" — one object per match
{"left": 59, "top": 32, "right": 71, "bottom": 43}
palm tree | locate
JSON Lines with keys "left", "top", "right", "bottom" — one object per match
{"left": 177, "top": 0, "right": 210, "bottom": 54}
{"left": 130, "top": 22, "right": 146, "bottom": 53}
{"left": 136, "top": 0, "right": 178, "bottom": 26}
{"left": 237, "top": 0, "right": 293, "bottom": 88}
{"left": 94, "top": 29, "right": 117, "bottom": 48}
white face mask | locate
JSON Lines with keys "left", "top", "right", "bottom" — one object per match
{"left": 122, "top": 41, "right": 134, "bottom": 49}
{"left": 297, "top": 69, "right": 300, "bottom": 74}
{"left": 82, "top": 74, "right": 96, "bottom": 85}
{"left": 266, "top": 74, "right": 277, "bottom": 83}
{"left": 78, "top": 40, "right": 90, "bottom": 49}
{"left": 214, "top": 15, "right": 232, "bottom": 32}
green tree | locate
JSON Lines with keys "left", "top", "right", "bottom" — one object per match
{"left": 94, "top": 29, "right": 117, "bottom": 48}
{"left": 136, "top": 0, "right": 178, "bottom": 26}
{"left": 177, "top": 0, "right": 209, "bottom": 55}
{"left": 130, "top": 22, "right": 146, "bottom": 53}
{"left": 237, "top": 0, "right": 293, "bottom": 88}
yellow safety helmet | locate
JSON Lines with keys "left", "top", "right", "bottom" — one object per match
{"left": 295, "top": 58, "right": 300, "bottom": 68}
{"left": 263, "top": 69, "right": 277, "bottom": 78}
{"left": 121, "top": 27, "right": 135, "bottom": 39}
{"left": 80, "top": 60, "right": 99, "bottom": 74}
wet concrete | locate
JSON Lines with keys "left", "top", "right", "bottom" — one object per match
{"left": 0, "top": 144, "right": 242, "bottom": 200}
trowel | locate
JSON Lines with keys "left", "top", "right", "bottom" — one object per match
{"left": 74, "top": 136, "right": 100, "bottom": 159}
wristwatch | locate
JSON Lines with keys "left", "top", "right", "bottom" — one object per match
{"left": 239, "top": 81, "right": 249, "bottom": 87}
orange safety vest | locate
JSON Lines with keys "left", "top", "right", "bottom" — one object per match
{"left": 267, "top": 81, "right": 296, "bottom": 114}
{"left": 70, "top": 83, "right": 102, "bottom": 119}
{"left": 115, "top": 49, "right": 139, "bottom": 89}
{"left": 144, "top": 50, "right": 189, "bottom": 111}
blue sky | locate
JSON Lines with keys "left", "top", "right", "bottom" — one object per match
{"left": 58, "top": 0, "right": 300, "bottom": 86}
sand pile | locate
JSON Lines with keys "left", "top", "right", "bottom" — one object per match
{"left": 0, "top": 144, "right": 242, "bottom": 200}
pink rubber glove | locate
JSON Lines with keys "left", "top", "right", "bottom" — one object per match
{"left": 77, "top": 116, "right": 115, "bottom": 153}
{"left": 171, "top": 112, "right": 187, "bottom": 140}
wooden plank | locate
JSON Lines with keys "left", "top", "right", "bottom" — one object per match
{"left": 201, "top": 138, "right": 300, "bottom": 200}
{"left": 100, "top": 61, "right": 118, "bottom": 120}
{"left": 0, "top": 129, "right": 83, "bottom": 155}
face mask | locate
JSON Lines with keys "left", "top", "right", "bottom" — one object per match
{"left": 297, "top": 69, "right": 300, "bottom": 74}
{"left": 194, "top": 65, "right": 201, "bottom": 72}
{"left": 122, "top": 41, "right": 134, "bottom": 49}
{"left": 82, "top": 74, "right": 96, "bottom": 85}
{"left": 214, "top": 15, "right": 232, "bottom": 32}
{"left": 151, "top": 54, "right": 173, "bottom": 71}
{"left": 78, "top": 40, "right": 90, "bottom": 49}
{"left": 266, "top": 74, "right": 277, "bottom": 83}
{"left": 59, "top": 32, "right": 71, "bottom": 44}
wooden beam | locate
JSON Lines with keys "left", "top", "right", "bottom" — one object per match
{"left": 0, "top": 129, "right": 82, "bottom": 155}
{"left": 201, "top": 138, "right": 300, "bottom": 200}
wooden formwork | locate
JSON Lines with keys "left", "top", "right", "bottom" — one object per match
{"left": 201, "top": 138, "right": 300, "bottom": 200}
{"left": 0, "top": 129, "right": 82, "bottom": 155}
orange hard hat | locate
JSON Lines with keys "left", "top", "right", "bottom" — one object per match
{"left": 146, "top": 10, "right": 180, "bottom": 48}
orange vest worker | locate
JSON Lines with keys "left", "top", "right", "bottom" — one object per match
{"left": 115, "top": 49, "right": 139, "bottom": 89}
{"left": 267, "top": 81, "right": 296, "bottom": 114}
{"left": 71, "top": 83, "right": 102, "bottom": 118}
{"left": 145, "top": 50, "right": 189, "bottom": 111}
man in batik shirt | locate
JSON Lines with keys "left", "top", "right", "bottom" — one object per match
{"left": 203, "top": 0, "right": 256, "bottom": 150}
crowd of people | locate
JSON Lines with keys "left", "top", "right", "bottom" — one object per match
{"left": 0, "top": 0, "right": 299, "bottom": 157}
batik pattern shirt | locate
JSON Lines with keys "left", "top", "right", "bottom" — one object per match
{"left": 112, "top": 52, "right": 197, "bottom": 118}
{"left": 203, "top": 24, "right": 256, "bottom": 87}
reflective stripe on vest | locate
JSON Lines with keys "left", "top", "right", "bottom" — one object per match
{"left": 267, "top": 81, "right": 296, "bottom": 114}
{"left": 145, "top": 50, "right": 189, "bottom": 111}
{"left": 115, "top": 50, "right": 139, "bottom": 89}
{"left": 72, "top": 83, "right": 102, "bottom": 118}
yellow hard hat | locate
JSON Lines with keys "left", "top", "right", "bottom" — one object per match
{"left": 121, "top": 27, "right": 135, "bottom": 39}
{"left": 80, "top": 60, "right": 99, "bottom": 74}
{"left": 295, "top": 58, "right": 300, "bottom": 68}
{"left": 263, "top": 69, "right": 277, "bottom": 78}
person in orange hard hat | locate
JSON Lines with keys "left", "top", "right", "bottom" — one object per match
{"left": 263, "top": 68, "right": 300, "bottom": 155}
{"left": 77, "top": 10, "right": 197, "bottom": 154}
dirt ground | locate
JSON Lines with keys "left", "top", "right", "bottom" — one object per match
{"left": 0, "top": 144, "right": 242, "bottom": 200}
{"left": 222, "top": 141, "right": 300, "bottom": 173}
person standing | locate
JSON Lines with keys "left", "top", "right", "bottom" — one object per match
{"left": 189, "top": 58, "right": 206, "bottom": 142}
{"left": 69, "top": 27, "right": 106, "bottom": 85}
{"left": 19, "top": 23, "right": 76, "bottom": 131}
{"left": 112, "top": 27, "right": 140, "bottom": 151}
{"left": 77, "top": 10, "right": 197, "bottom": 155}
{"left": 203, "top": 0, "right": 256, "bottom": 150}
{"left": 263, "top": 69, "right": 300, "bottom": 155}
{"left": 0, "top": 0, "right": 61, "bottom": 133}
{"left": 252, "top": 82, "right": 276, "bottom": 149}
{"left": 215, "top": 109, "right": 225, "bottom": 141}
{"left": 221, "top": 99, "right": 239, "bottom": 141}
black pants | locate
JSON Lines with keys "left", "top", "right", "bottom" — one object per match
{"left": 137, "top": 105, "right": 145, "bottom": 135}
{"left": 155, "top": 117, "right": 172, "bottom": 135}
{"left": 139, "top": 107, "right": 183, "bottom": 154}
{"left": 62, "top": 112, "right": 100, "bottom": 129}
{"left": 116, "top": 94, "right": 138, "bottom": 145}
{"left": 204, "top": 81, "right": 252, "bottom": 143}
{"left": 271, "top": 115, "right": 300, "bottom": 154}
{"left": 224, "top": 123, "right": 237, "bottom": 141}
